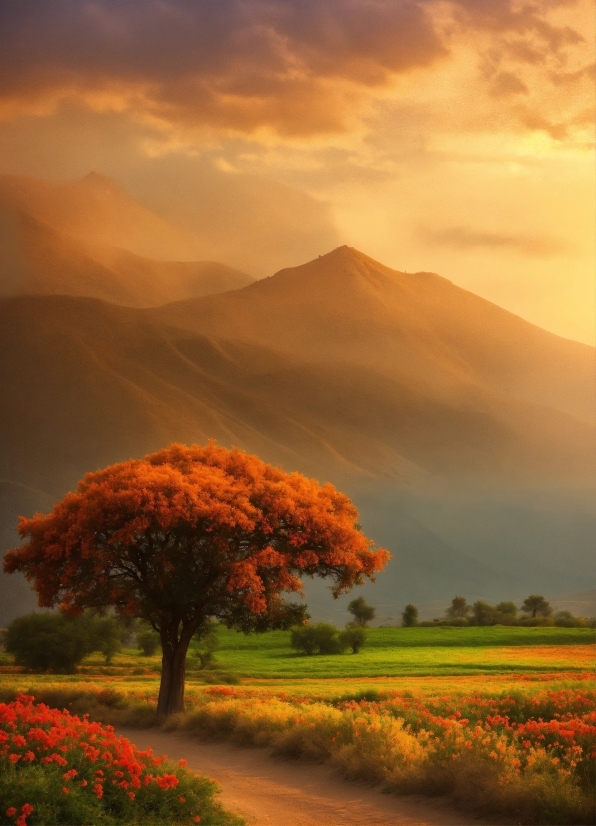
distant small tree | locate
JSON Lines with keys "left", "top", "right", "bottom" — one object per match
{"left": 93, "top": 615, "right": 123, "bottom": 664}
{"left": 347, "top": 597, "right": 375, "bottom": 627}
{"left": 401, "top": 604, "right": 418, "bottom": 627}
{"left": 193, "top": 620, "right": 220, "bottom": 669}
{"left": 339, "top": 625, "right": 368, "bottom": 653}
{"left": 446, "top": 596, "right": 471, "bottom": 619}
{"left": 521, "top": 595, "right": 552, "bottom": 619}
{"left": 553, "top": 610, "right": 579, "bottom": 628}
{"left": 495, "top": 602, "right": 517, "bottom": 622}
{"left": 137, "top": 629, "right": 160, "bottom": 656}
{"left": 472, "top": 600, "right": 497, "bottom": 626}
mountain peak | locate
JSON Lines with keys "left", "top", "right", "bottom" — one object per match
{"left": 79, "top": 171, "right": 121, "bottom": 192}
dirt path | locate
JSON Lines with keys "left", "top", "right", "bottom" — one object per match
{"left": 118, "top": 728, "right": 481, "bottom": 826}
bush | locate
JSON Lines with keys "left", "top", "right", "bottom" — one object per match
{"left": 5, "top": 614, "right": 97, "bottom": 674}
{"left": 290, "top": 623, "right": 345, "bottom": 655}
{"left": 192, "top": 621, "right": 220, "bottom": 670}
{"left": 4, "top": 613, "right": 124, "bottom": 672}
{"left": 137, "top": 631, "right": 160, "bottom": 657}
{"left": 339, "top": 626, "right": 368, "bottom": 653}
{"left": 0, "top": 694, "right": 242, "bottom": 825}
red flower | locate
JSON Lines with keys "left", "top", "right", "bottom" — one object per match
{"left": 5, "top": 808, "right": 17, "bottom": 817}
{"left": 156, "top": 773, "right": 179, "bottom": 790}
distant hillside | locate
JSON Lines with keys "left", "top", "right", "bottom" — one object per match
{"left": 0, "top": 178, "right": 254, "bottom": 306}
{"left": 0, "top": 246, "right": 594, "bottom": 624}
{"left": 154, "top": 246, "right": 595, "bottom": 426}
{"left": 0, "top": 172, "right": 204, "bottom": 260}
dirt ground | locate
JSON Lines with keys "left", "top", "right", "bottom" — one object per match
{"left": 118, "top": 727, "right": 487, "bottom": 826}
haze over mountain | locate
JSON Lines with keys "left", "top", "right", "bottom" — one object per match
{"left": 0, "top": 173, "right": 255, "bottom": 306}
{"left": 0, "top": 244, "right": 594, "bottom": 624}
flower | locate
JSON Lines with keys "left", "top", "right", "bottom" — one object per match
{"left": 6, "top": 808, "right": 17, "bottom": 817}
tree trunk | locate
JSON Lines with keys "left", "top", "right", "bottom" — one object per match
{"left": 156, "top": 627, "right": 192, "bottom": 718}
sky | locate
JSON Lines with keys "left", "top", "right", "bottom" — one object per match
{"left": 0, "top": 0, "right": 594, "bottom": 343}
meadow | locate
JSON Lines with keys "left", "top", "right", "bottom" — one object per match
{"left": 1, "top": 626, "right": 594, "bottom": 825}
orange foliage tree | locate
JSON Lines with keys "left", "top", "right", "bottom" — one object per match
{"left": 4, "top": 443, "right": 389, "bottom": 717}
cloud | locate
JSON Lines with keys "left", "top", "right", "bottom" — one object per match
{"left": 419, "top": 225, "right": 573, "bottom": 257}
{"left": 0, "top": 0, "right": 588, "bottom": 139}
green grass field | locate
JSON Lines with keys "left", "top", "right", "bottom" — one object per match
{"left": 1, "top": 625, "right": 593, "bottom": 691}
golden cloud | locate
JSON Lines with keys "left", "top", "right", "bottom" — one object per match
{"left": 0, "top": 0, "right": 591, "bottom": 139}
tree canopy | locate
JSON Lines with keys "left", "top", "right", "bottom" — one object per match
{"left": 4, "top": 442, "right": 389, "bottom": 715}
{"left": 347, "top": 596, "right": 375, "bottom": 627}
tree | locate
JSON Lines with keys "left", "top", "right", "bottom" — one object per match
{"left": 401, "top": 604, "right": 418, "bottom": 627}
{"left": 347, "top": 596, "right": 375, "bottom": 627}
{"left": 495, "top": 602, "right": 517, "bottom": 622}
{"left": 4, "top": 442, "right": 388, "bottom": 717}
{"left": 446, "top": 596, "right": 471, "bottom": 619}
{"left": 339, "top": 625, "right": 367, "bottom": 653}
{"left": 521, "top": 595, "right": 552, "bottom": 619}
{"left": 472, "top": 600, "right": 497, "bottom": 626}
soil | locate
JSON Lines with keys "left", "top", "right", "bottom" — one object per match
{"left": 117, "top": 727, "right": 485, "bottom": 826}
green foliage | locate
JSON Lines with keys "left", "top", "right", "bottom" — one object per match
{"left": 446, "top": 596, "right": 471, "bottom": 619}
{"left": 347, "top": 597, "right": 375, "bottom": 627}
{"left": 472, "top": 599, "right": 498, "bottom": 626}
{"left": 92, "top": 615, "right": 123, "bottom": 664}
{"left": 495, "top": 601, "right": 518, "bottom": 620}
{"left": 4, "top": 613, "right": 123, "bottom": 673}
{"left": 522, "top": 595, "right": 553, "bottom": 619}
{"left": 339, "top": 625, "right": 368, "bottom": 653}
{"left": 137, "top": 630, "right": 160, "bottom": 657}
{"left": 290, "top": 623, "right": 346, "bottom": 655}
{"left": 192, "top": 620, "right": 220, "bottom": 670}
{"left": 401, "top": 604, "right": 418, "bottom": 627}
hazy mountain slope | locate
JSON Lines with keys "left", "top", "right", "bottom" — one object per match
{"left": 0, "top": 294, "right": 592, "bottom": 500}
{"left": 0, "top": 207, "right": 254, "bottom": 305}
{"left": 154, "top": 246, "right": 595, "bottom": 426}
{"left": 0, "top": 480, "right": 54, "bottom": 626}
{"left": 0, "top": 171, "right": 204, "bottom": 260}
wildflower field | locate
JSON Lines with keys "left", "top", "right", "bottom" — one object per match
{"left": 1, "top": 626, "right": 594, "bottom": 824}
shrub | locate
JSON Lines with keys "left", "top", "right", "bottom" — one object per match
{"left": 193, "top": 621, "right": 220, "bottom": 670}
{"left": 137, "top": 631, "right": 160, "bottom": 657}
{"left": 0, "top": 694, "right": 242, "bottom": 825}
{"left": 339, "top": 626, "right": 368, "bottom": 653}
{"left": 92, "top": 616, "right": 123, "bottom": 664}
{"left": 4, "top": 613, "right": 124, "bottom": 672}
{"left": 5, "top": 614, "right": 97, "bottom": 674}
{"left": 290, "top": 623, "right": 345, "bottom": 655}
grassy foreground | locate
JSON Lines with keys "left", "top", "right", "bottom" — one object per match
{"left": 1, "top": 626, "right": 594, "bottom": 825}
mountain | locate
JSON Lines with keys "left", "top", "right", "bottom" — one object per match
{"left": 0, "top": 172, "right": 204, "bottom": 260}
{"left": 0, "top": 247, "right": 594, "bottom": 623}
{"left": 0, "top": 176, "right": 254, "bottom": 306}
{"left": 154, "top": 246, "right": 595, "bottom": 426}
